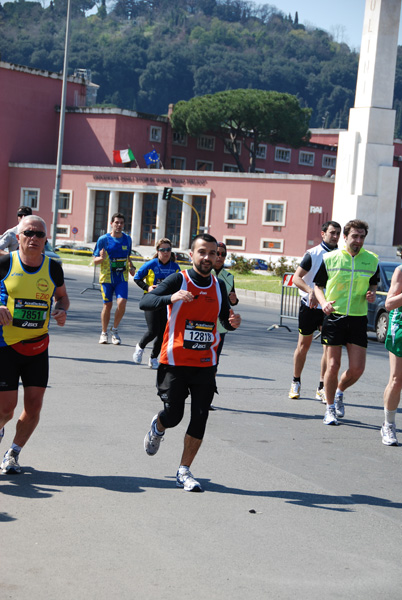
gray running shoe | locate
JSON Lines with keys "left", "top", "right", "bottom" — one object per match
{"left": 334, "top": 392, "right": 345, "bottom": 418}
{"left": 111, "top": 329, "right": 121, "bottom": 345}
{"left": 144, "top": 414, "right": 164, "bottom": 456}
{"left": 323, "top": 405, "right": 339, "bottom": 426}
{"left": 133, "top": 344, "right": 144, "bottom": 364}
{"left": 381, "top": 423, "right": 399, "bottom": 446}
{"left": 1, "top": 449, "right": 22, "bottom": 474}
{"left": 176, "top": 467, "right": 203, "bottom": 492}
{"left": 148, "top": 357, "right": 159, "bottom": 369}
{"left": 99, "top": 332, "right": 108, "bottom": 344}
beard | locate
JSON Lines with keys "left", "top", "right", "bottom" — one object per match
{"left": 193, "top": 259, "right": 214, "bottom": 275}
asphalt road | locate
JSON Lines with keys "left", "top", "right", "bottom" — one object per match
{"left": 1, "top": 266, "right": 400, "bottom": 600}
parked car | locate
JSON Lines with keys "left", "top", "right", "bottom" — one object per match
{"left": 367, "top": 261, "right": 400, "bottom": 342}
{"left": 130, "top": 249, "right": 143, "bottom": 258}
{"left": 175, "top": 251, "right": 192, "bottom": 264}
{"left": 224, "top": 255, "right": 235, "bottom": 268}
{"left": 73, "top": 245, "right": 92, "bottom": 253}
{"left": 44, "top": 240, "right": 62, "bottom": 264}
{"left": 252, "top": 258, "right": 269, "bottom": 271}
{"left": 54, "top": 243, "right": 74, "bottom": 251}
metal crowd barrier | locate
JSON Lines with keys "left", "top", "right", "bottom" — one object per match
{"left": 267, "top": 272, "right": 300, "bottom": 332}
{"left": 81, "top": 263, "right": 101, "bottom": 294}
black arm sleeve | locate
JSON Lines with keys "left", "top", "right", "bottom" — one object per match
{"left": 0, "top": 255, "right": 11, "bottom": 280}
{"left": 135, "top": 279, "right": 149, "bottom": 292}
{"left": 139, "top": 272, "right": 183, "bottom": 310}
{"left": 229, "top": 282, "right": 239, "bottom": 306}
{"left": 313, "top": 260, "right": 328, "bottom": 287}
{"left": 218, "top": 280, "right": 236, "bottom": 331}
{"left": 50, "top": 260, "right": 64, "bottom": 288}
{"left": 370, "top": 266, "right": 380, "bottom": 286}
{"left": 299, "top": 252, "right": 312, "bottom": 272}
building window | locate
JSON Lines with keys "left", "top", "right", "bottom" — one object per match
{"left": 196, "top": 160, "right": 213, "bottom": 171}
{"left": 254, "top": 168, "right": 266, "bottom": 173}
{"left": 171, "top": 157, "right": 186, "bottom": 170}
{"left": 172, "top": 132, "right": 187, "bottom": 146}
{"left": 322, "top": 154, "right": 337, "bottom": 169}
{"left": 261, "top": 238, "right": 284, "bottom": 253}
{"left": 224, "top": 140, "right": 242, "bottom": 154}
{"left": 197, "top": 135, "right": 215, "bottom": 151}
{"left": 21, "top": 188, "right": 39, "bottom": 210}
{"left": 225, "top": 198, "right": 248, "bottom": 224}
{"left": 150, "top": 126, "right": 162, "bottom": 143}
{"left": 57, "top": 190, "right": 72, "bottom": 213}
{"left": 223, "top": 164, "right": 239, "bottom": 173}
{"left": 56, "top": 225, "right": 70, "bottom": 237}
{"left": 263, "top": 200, "right": 286, "bottom": 226}
{"left": 275, "top": 147, "right": 291, "bottom": 163}
{"left": 299, "top": 151, "right": 315, "bottom": 167}
{"left": 224, "top": 236, "right": 245, "bottom": 250}
{"left": 250, "top": 143, "right": 267, "bottom": 159}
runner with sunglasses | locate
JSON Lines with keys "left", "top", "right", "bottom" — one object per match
{"left": 133, "top": 238, "right": 180, "bottom": 369}
{"left": 0, "top": 215, "right": 69, "bottom": 473}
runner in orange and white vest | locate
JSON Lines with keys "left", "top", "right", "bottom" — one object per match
{"left": 141, "top": 234, "right": 241, "bottom": 492}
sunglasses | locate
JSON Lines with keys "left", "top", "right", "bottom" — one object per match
{"left": 216, "top": 252, "right": 226, "bottom": 257}
{"left": 158, "top": 248, "right": 171, "bottom": 252}
{"left": 21, "top": 230, "right": 46, "bottom": 239}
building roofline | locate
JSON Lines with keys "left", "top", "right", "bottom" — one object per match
{"left": 8, "top": 163, "right": 335, "bottom": 182}
{"left": 59, "top": 106, "right": 168, "bottom": 121}
{"left": 0, "top": 60, "right": 85, "bottom": 84}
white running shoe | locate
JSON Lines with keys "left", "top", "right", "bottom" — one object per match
{"left": 111, "top": 329, "right": 121, "bottom": 345}
{"left": 176, "top": 467, "right": 203, "bottom": 492}
{"left": 99, "top": 332, "right": 108, "bottom": 344}
{"left": 144, "top": 415, "right": 164, "bottom": 456}
{"left": 289, "top": 381, "right": 301, "bottom": 399}
{"left": 133, "top": 344, "right": 144, "bottom": 364}
{"left": 334, "top": 392, "right": 345, "bottom": 418}
{"left": 323, "top": 405, "right": 339, "bottom": 426}
{"left": 381, "top": 423, "right": 399, "bottom": 446}
{"left": 148, "top": 357, "right": 159, "bottom": 370}
{"left": 1, "top": 449, "right": 22, "bottom": 474}
{"left": 316, "top": 388, "right": 326, "bottom": 404}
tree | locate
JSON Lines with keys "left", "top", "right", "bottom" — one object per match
{"left": 171, "top": 89, "right": 311, "bottom": 172}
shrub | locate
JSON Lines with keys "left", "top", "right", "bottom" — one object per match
{"left": 230, "top": 254, "right": 255, "bottom": 274}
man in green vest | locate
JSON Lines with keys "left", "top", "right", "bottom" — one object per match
{"left": 314, "top": 219, "right": 379, "bottom": 426}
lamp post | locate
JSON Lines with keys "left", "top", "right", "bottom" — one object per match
{"left": 52, "top": 0, "right": 72, "bottom": 248}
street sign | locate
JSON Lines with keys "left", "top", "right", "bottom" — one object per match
{"left": 72, "top": 227, "right": 78, "bottom": 234}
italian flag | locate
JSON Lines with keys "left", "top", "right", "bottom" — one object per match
{"left": 113, "top": 148, "right": 135, "bottom": 163}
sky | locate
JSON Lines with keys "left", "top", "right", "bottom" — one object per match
{"left": 260, "top": 0, "right": 402, "bottom": 50}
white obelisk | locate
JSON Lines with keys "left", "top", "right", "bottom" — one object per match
{"left": 332, "top": 0, "right": 401, "bottom": 258}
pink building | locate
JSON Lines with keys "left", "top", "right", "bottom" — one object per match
{"left": 6, "top": 59, "right": 401, "bottom": 258}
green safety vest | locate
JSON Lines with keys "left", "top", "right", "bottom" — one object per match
{"left": 323, "top": 248, "right": 378, "bottom": 316}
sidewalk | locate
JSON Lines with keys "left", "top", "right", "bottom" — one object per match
{"left": 62, "top": 262, "right": 281, "bottom": 309}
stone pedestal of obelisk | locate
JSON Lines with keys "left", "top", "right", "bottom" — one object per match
{"left": 332, "top": 0, "right": 401, "bottom": 259}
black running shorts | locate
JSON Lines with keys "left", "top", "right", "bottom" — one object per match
{"left": 321, "top": 314, "right": 368, "bottom": 348}
{"left": 298, "top": 302, "right": 324, "bottom": 336}
{"left": 0, "top": 346, "right": 49, "bottom": 391}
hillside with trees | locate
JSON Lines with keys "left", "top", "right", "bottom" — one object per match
{"left": 1, "top": 0, "right": 402, "bottom": 136}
